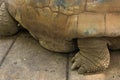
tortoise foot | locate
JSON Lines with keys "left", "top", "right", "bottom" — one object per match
{"left": 71, "top": 38, "right": 110, "bottom": 74}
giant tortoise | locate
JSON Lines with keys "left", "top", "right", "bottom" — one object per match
{"left": 0, "top": 0, "right": 120, "bottom": 74}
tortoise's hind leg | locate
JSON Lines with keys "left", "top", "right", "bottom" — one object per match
{"left": 107, "top": 37, "right": 120, "bottom": 50}
{"left": 71, "top": 38, "right": 110, "bottom": 74}
{"left": 0, "top": 3, "right": 18, "bottom": 36}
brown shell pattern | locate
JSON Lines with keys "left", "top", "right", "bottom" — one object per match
{"left": 6, "top": 0, "right": 120, "bottom": 40}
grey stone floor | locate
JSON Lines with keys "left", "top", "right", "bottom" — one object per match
{"left": 0, "top": 31, "right": 120, "bottom": 80}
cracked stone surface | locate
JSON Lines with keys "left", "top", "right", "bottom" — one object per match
{"left": 0, "top": 36, "right": 16, "bottom": 64}
{"left": 0, "top": 32, "right": 67, "bottom": 80}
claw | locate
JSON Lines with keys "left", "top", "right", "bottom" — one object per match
{"left": 71, "top": 57, "right": 75, "bottom": 63}
{"left": 78, "top": 67, "right": 86, "bottom": 74}
{"left": 71, "top": 62, "right": 80, "bottom": 70}
{"left": 74, "top": 52, "right": 80, "bottom": 57}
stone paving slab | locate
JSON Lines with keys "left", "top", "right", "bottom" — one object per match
{"left": 0, "top": 31, "right": 120, "bottom": 80}
{"left": 0, "top": 36, "right": 16, "bottom": 65}
{"left": 69, "top": 51, "right": 120, "bottom": 80}
{"left": 0, "top": 32, "right": 67, "bottom": 80}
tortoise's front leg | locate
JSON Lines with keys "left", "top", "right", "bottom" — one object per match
{"left": 71, "top": 38, "right": 110, "bottom": 74}
{"left": 0, "top": 3, "right": 18, "bottom": 36}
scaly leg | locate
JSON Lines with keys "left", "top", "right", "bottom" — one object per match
{"left": 0, "top": 2, "right": 18, "bottom": 36}
{"left": 107, "top": 37, "right": 120, "bottom": 50}
{"left": 71, "top": 38, "right": 110, "bottom": 74}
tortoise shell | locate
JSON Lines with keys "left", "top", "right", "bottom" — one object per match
{"left": 5, "top": 0, "right": 120, "bottom": 40}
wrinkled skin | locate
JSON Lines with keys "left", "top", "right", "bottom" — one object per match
{"left": 0, "top": 0, "right": 120, "bottom": 74}
{"left": 0, "top": 1, "right": 18, "bottom": 36}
